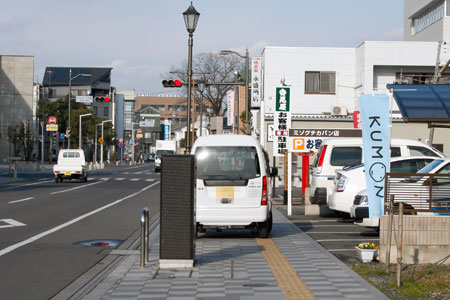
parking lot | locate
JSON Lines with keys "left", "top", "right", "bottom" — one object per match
{"left": 275, "top": 204, "right": 379, "bottom": 263}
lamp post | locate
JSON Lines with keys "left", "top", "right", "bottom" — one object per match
{"left": 68, "top": 68, "right": 91, "bottom": 149}
{"left": 79, "top": 113, "right": 92, "bottom": 150}
{"left": 95, "top": 123, "right": 101, "bottom": 167}
{"left": 183, "top": 2, "right": 200, "bottom": 152}
{"left": 197, "top": 81, "right": 206, "bottom": 136}
{"left": 220, "top": 48, "right": 249, "bottom": 133}
{"left": 100, "top": 119, "right": 112, "bottom": 168}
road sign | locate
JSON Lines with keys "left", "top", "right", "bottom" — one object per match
{"left": 76, "top": 96, "right": 93, "bottom": 103}
{"left": 47, "top": 115, "right": 57, "bottom": 125}
{"left": 129, "top": 139, "right": 134, "bottom": 145}
{"left": 119, "top": 142, "right": 124, "bottom": 148}
{"left": 137, "top": 129, "right": 143, "bottom": 134}
{"left": 98, "top": 137, "right": 104, "bottom": 144}
{"left": 60, "top": 133, "right": 65, "bottom": 139}
{"left": 46, "top": 124, "right": 58, "bottom": 131}
{"left": 139, "top": 120, "right": 155, "bottom": 127}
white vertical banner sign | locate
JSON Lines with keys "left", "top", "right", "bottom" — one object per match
{"left": 227, "top": 90, "right": 234, "bottom": 127}
{"left": 359, "top": 93, "right": 391, "bottom": 218}
{"left": 251, "top": 57, "right": 261, "bottom": 108}
{"left": 273, "top": 87, "right": 291, "bottom": 157}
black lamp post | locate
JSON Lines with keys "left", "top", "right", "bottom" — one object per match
{"left": 183, "top": 2, "right": 200, "bottom": 152}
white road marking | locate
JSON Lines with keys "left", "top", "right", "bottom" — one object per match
{"left": 316, "top": 238, "right": 379, "bottom": 242}
{"left": 123, "top": 172, "right": 130, "bottom": 174}
{"left": 8, "top": 197, "right": 35, "bottom": 204}
{"left": 0, "top": 219, "right": 26, "bottom": 229}
{"left": 303, "top": 232, "right": 366, "bottom": 234}
{"left": 114, "top": 178, "right": 126, "bottom": 181}
{"left": 130, "top": 178, "right": 141, "bottom": 181}
{"left": 50, "top": 180, "right": 104, "bottom": 194}
{"left": 296, "top": 224, "right": 358, "bottom": 227}
{"left": 0, "top": 180, "right": 53, "bottom": 191}
{"left": 0, "top": 181, "right": 160, "bottom": 257}
{"left": 145, "top": 179, "right": 155, "bottom": 182}
{"left": 101, "top": 178, "right": 110, "bottom": 181}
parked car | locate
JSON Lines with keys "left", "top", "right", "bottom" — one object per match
{"left": 329, "top": 156, "right": 437, "bottom": 215}
{"left": 352, "top": 157, "right": 450, "bottom": 228}
{"left": 53, "top": 149, "right": 87, "bottom": 183}
{"left": 310, "top": 138, "right": 444, "bottom": 206}
{"left": 191, "top": 134, "right": 278, "bottom": 238}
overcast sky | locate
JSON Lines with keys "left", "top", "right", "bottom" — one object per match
{"left": 0, "top": 0, "right": 403, "bottom": 95}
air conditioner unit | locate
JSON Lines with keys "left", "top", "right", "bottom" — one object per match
{"left": 331, "top": 106, "right": 348, "bottom": 116}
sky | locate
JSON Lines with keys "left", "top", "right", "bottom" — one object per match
{"left": 0, "top": 0, "right": 404, "bottom": 95}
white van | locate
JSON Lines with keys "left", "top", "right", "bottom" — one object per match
{"left": 310, "top": 138, "right": 445, "bottom": 205}
{"left": 191, "top": 134, "right": 277, "bottom": 238}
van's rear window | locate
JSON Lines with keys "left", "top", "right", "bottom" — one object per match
{"left": 330, "top": 147, "right": 361, "bottom": 167}
{"left": 195, "top": 146, "right": 260, "bottom": 180}
{"left": 63, "top": 152, "right": 80, "bottom": 158}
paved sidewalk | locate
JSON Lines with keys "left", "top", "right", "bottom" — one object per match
{"left": 84, "top": 208, "right": 388, "bottom": 300}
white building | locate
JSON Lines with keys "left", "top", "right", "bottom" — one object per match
{"left": 261, "top": 41, "right": 450, "bottom": 159}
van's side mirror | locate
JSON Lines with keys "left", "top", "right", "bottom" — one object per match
{"left": 270, "top": 167, "right": 278, "bottom": 177}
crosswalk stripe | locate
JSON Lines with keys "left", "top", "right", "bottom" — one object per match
{"left": 130, "top": 178, "right": 141, "bottom": 181}
{"left": 114, "top": 178, "right": 126, "bottom": 181}
{"left": 145, "top": 179, "right": 155, "bottom": 182}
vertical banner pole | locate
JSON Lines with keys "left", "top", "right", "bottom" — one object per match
{"left": 283, "top": 151, "right": 288, "bottom": 205}
{"left": 288, "top": 151, "right": 292, "bottom": 216}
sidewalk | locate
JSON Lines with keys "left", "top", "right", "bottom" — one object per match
{"left": 83, "top": 208, "right": 388, "bottom": 300}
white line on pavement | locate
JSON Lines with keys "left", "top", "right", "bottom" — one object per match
{"left": 130, "top": 178, "right": 140, "bottom": 181}
{"left": 114, "top": 178, "right": 126, "bottom": 181}
{"left": 0, "top": 181, "right": 160, "bottom": 257}
{"left": 8, "top": 197, "right": 35, "bottom": 204}
{"left": 145, "top": 179, "right": 155, "bottom": 182}
{"left": 50, "top": 180, "right": 105, "bottom": 194}
{"left": 0, "top": 180, "right": 54, "bottom": 191}
{"left": 0, "top": 219, "right": 26, "bottom": 229}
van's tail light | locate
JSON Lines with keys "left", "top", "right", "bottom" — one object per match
{"left": 318, "top": 145, "right": 327, "bottom": 167}
{"left": 261, "top": 176, "right": 268, "bottom": 205}
{"left": 75, "top": 171, "right": 81, "bottom": 174}
{"left": 55, "top": 171, "right": 60, "bottom": 174}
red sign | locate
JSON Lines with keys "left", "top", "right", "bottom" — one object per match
{"left": 275, "top": 130, "right": 288, "bottom": 137}
{"left": 47, "top": 115, "right": 58, "bottom": 125}
{"left": 353, "top": 111, "right": 361, "bottom": 129}
{"left": 137, "top": 129, "right": 143, "bottom": 134}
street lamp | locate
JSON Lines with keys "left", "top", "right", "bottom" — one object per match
{"left": 183, "top": 2, "right": 200, "bottom": 152}
{"left": 197, "top": 81, "right": 206, "bottom": 136}
{"left": 79, "top": 113, "right": 92, "bottom": 150}
{"left": 100, "top": 119, "right": 112, "bottom": 168}
{"left": 220, "top": 49, "right": 249, "bottom": 133}
{"left": 68, "top": 68, "right": 91, "bottom": 149}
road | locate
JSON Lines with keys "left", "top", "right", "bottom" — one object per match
{"left": 0, "top": 164, "right": 160, "bottom": 300}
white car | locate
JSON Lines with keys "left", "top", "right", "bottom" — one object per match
{"left": 310, "top": 138, "right": 444, "bottom": 206}
{"left": 352, "top": 157, "right": 450, "bottom": 228}
{"left": 191, "top": 134, "right": 278, "bottom": 238}
{"left": 329, "top": 156, "right": 437, "bottom": 215}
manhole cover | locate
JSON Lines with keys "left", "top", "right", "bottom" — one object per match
{"left": 73, "top": 239, "right": 123, "bottom": 248}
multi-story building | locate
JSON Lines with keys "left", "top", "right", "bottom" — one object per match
{"left": 404, "top": 0, "right": 450, "bottom": 41}
{"left": 260, "top": 41, "right": 450, "bottom": 160}
{"left": 0, "top": 55, "right": 34, "bottom": 162}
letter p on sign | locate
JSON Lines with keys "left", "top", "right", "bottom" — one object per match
{"left": 293, "top": 138, "right": 305, "bottom": 151}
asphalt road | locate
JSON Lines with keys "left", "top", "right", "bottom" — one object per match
{"left": 0, "top": 164, "right": 160, "bottom": 300}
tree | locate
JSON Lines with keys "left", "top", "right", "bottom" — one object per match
{"left": 163, "top": 52, "right": 243, "bottom": 117}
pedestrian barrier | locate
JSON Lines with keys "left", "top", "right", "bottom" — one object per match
{"left": 140, "top": 207, "right": 149, "bottom": 268}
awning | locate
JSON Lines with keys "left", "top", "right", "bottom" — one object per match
{"left": 386, "top": 84, "right": 450, "bottom": 123}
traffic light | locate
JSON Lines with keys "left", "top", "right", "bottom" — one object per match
{"left": 95, "top": 95, "right": 111, "bottom": 102}
{"left": 162, "top": 79, "right": 183, "bottom": 88}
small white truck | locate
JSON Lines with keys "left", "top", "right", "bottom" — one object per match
{"left": 53, "top": 149, "right": 88, "bottom": 183}
{"left": 154, "top": 140, "right": 177, "bottom": 172}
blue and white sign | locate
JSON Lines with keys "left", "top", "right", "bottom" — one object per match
{"left": 163, "top": 124, "right": 171, "bottom": 141}
{"left": 60, "top": 133, "right": 65, "bottom": 139}
{"left": 359, "top": 94, "right": 391, "bottom": 218}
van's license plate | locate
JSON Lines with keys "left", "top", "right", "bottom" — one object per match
{"left": 64, "top": 172, "right": 71, "bottom": 176}
{"left": 221, "top": 198, "right": 233, "bottom": 204}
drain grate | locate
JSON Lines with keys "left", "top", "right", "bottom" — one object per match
{"left": 73, "top": 239, "right": 123, "bottom": 248}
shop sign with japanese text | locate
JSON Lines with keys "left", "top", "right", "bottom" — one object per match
{"left": 251, "top": 57, "right": 261, "bottom": 108}
{"left": 273, "top": 87, "right": 291, "bottom": 157}
{"left": 288, "top": 128, "right": 362, "bottom": 152}
{"left": 227, "top": 90, "right": 234, "bottom": 127}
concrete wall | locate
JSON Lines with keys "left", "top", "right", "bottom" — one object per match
{"left": 379, "top": 215, "right": 450, "bottom": 264}
{"left": 0, "top": 55, "right": 34, "bottom": 162}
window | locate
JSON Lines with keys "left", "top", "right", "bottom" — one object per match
{"left": 408, "top": 146, "right": 439, "bottom": 157}
{"left": 412, "top": 1, "right": 444, "bottom": 34}
{"left": 63, "top": 152, "right": 80, "bottom": 158}
{"left": 104, "top": 107, "right": 108, "bottom": 116}
{"left": 330, "top": 147, "right": 362, "bottom": 167}
{"left": 305, "top": 71, "right": 335, "bottom": 94}
{"left": 390, "top": 159, "right": 433, "bottom": 173}
{"left": 391, "top": 147, "right": 401, "bottom": 157}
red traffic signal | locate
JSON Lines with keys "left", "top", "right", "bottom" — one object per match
{"left": 162, "top": 79, "right": 183, "bottom": 87}
{"left": 104, "top": 96, "right": 110, "bottom": 102}
{"left": 95, "top": 96, "right": 111, "bottom": 102}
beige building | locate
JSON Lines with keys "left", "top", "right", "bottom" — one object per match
{"left": 0, "top": 55, "right": 34, "bottom": 162}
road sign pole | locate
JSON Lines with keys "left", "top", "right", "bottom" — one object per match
{"left": 101, "top": 123, "right": 104, "bottom": 169}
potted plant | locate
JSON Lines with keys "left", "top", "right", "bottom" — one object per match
{"left": 355, "top": 242, "right": 377, "bottom": 263}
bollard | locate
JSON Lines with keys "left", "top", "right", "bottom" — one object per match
{"left": 140, "top": 207, "right": 149, "bottom": 268}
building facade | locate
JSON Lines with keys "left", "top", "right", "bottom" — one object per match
{"left": 0, "top": 55, "right": 34, "bottom": 162}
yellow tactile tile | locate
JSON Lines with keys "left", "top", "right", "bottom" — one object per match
{"left": 256, "top": 238, "right": 316, "bottom": 300}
